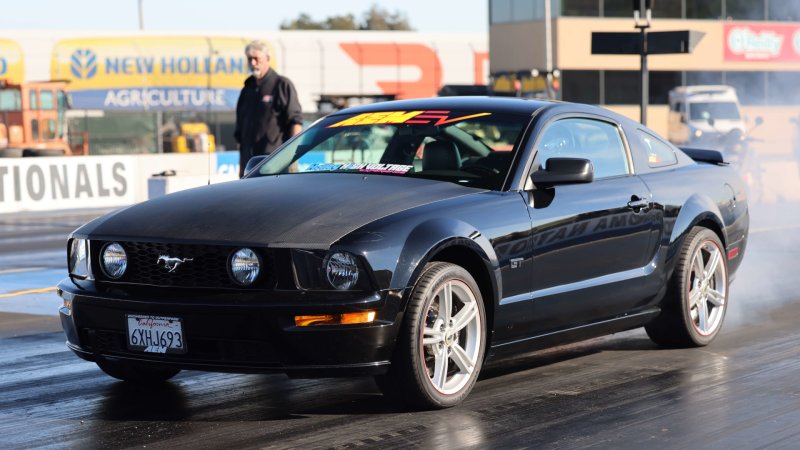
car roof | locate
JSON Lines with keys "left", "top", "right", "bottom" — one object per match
{"left": 329, "top": 96, "right": 557, "bottom": 116}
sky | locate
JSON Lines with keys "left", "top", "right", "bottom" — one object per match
{"left": 0, "top": 0, "right": 488, "bottom": 33}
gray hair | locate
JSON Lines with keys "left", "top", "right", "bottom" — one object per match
{"left": 245, "top": 40, "right": 270, "bottom": 57}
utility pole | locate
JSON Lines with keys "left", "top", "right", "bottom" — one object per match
{"left": 592, "top": 0, "right": 704, "bottom": 126}
{"left": 138, "top": 0, "right": 144, "bottom": 30}
{"left": 634, "top": 0, "right": 651, "bottom": 125}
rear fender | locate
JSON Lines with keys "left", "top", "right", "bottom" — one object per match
{"left": 667, "top": 193, "right": 726, "bottom": 271}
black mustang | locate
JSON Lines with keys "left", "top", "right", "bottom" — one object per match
{"left": 60, "top": 97, "right": 748, "bottom": 409}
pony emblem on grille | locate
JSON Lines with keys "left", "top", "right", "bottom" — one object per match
{"left": 157, "top": 255, "right": 194, "bottom": 273}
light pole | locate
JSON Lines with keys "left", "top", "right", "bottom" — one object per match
{"left": 138, "top": 0, "right": 144, "bottom": 30}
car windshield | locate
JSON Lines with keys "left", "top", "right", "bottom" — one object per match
{"left": 251, "top": 110, "right": 531, "bottom": 190}
{"left": 689, "top": 102, "right": 741, "bottom": 121}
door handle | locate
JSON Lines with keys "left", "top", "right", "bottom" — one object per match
{"left": 627, "top": 195, "right": 650, "bottom": 212}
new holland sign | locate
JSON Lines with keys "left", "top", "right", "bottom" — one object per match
{"left": 50, "top": 37, "right": 274, "bottom": 111}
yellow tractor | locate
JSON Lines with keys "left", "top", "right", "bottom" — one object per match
{"left": 171, "top": 122, "right": 216, "bottom": 153}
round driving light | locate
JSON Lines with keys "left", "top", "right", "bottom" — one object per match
{"left": 101, "top": 242, "right": 127, "bottom": 279}
{"left": 325, "top": 252, "right": 359, "bottom": 290}
{"left": 230, "top": 248, "right": 261, "bottom": 286}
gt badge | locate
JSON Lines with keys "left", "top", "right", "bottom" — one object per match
{"left": 157, "top": 255, "right": 194, "bottom": 273}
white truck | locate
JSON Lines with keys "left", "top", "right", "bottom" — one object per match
{"left": 667, "top": 85, "right": 749, "bottom": 150}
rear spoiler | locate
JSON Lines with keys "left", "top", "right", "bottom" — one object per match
{"left": 679, "top": 147, "right": 727, "bottom": 165}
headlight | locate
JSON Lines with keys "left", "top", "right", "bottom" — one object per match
{"left": 230, "top": 248, "right": 261, "bottom": 286}
{"left": 100, "top": 242, "right": 127, "bottom": 279}
{"left": 68, "top": 238, "right": 90, "bottom": 279}
{"left": 325, "top": 252, "right": 359, "bottom": 290}
{"left": 694, "top": 129, "right": 703, "bottom": 138}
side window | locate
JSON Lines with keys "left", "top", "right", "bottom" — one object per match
{"left": 30, "top": 119, "right": 39, "bottom": 140}
{"left": 40, "top": 90, "right": 54, "bottom": 110}
{"left": 637, "top": 129, "right": 678, "bottom": 168}
{"left": 537, "top": 118, "right": 629, "bottom": 179}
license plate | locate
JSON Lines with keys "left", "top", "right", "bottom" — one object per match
{"left": 126, "top": 314, "right": 186, "bottom": 354}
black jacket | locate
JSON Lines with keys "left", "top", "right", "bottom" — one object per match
{"left": 234, "top": 69, "right": 302, "bottom": 172}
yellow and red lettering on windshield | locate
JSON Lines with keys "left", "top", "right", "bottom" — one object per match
{"left": 328, "top": 110, "right": 491, "bottom": 128}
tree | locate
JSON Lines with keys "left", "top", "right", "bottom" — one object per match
{"left": 325, "top": 14, "right": 358, "bottom": 31}
{"left": 280, "top": 4, "right": 413, "bottom": 31}
{"left": 361, "top": 4, "right": 412, "bottom": 31}
{"left": 280, "top": 13, "right": 324, "bottom": 30}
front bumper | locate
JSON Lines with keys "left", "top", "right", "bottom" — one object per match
{"left": 58, "top": 278, "right": 405, "bottom": 377}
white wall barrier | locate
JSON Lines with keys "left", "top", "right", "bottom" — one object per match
{"left": 0, "top": 152, "right": 239, "bottom": 214}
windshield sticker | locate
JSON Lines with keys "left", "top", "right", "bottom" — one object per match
{"left": 306, "top": 162, "right": 413, "bottom": 174}
{"left": 328, "top": 111, "right": 491, "bottom": 128}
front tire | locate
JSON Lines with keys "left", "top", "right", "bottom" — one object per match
{"left": 96, "top": 359, "right": 181, "bottom": 384}
{"left": 646, "top": 227, "right": 729, "bottom": 347}
{"left": 377, "top": 262, "right": 486, "bottom": 409}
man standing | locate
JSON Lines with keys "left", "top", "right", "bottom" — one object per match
{"left": 235, "top": 40, "right": 303, "bottom": 177}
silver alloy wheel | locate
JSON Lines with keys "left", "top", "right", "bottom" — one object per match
{"left": 688, "top": 239, "right": 727, "bottom": 336}
{"left": 421, "top": 279, "right": 482, "bottom": 395}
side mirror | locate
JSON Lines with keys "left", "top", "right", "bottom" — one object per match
{"left": 529, "top": 157, "right": 593, "bottom": 187}
{"left": 243, "top": 155, "right": 268, "bottom": 176}
{"left": 707, "top": 117, "right": 716, "bottom": 127}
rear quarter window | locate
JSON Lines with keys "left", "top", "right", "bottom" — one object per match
{"left": 636, "top": 129, "right": 678, "bottom": 168}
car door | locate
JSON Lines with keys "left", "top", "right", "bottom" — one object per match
{"left": 524, "top": 116, "right": 657, "bottom": 333}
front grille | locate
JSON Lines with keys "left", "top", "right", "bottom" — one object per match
{"left": 94, "top": 241, "right": 274, "bottom": 289}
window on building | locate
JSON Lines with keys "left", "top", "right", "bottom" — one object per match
{"left": 605, "top": 71, "right": 639, "bottom": 105}
{"left": 490, "top": 0, "right": 513, "bottom": 23}
{"left": 686, "top": 0, "right": 722, "bottom": 19}
{"left": 726, "top": 0, "right": 765, "bottom": 20}
{"left": 605, "top": 0, "right": 680, "bottom": 18}
{"left": 687, "top": 71, "right": 723, "bottom": 86}
{"left": 725, "top": 71, "right": 766, "bottom": 105}
{"left": 768, "top": 0, "right": 800, "bottom": 21}
{"left": 636, "top": 129, "right": 678, "bottom": 168}
{"left": 561, "top": 0, "right": 599, "bottom": 17}
{"left": 767, "top": 72, "right": 800, "bottom": 105}
{"left": 29, "top": 91, "right": 38, "bottom": 111}
{"left": 603, "top": 0, "right": 630, "bottom": 17}
{"left": 515, "top": 0, "right": 544, "bottom": 21}
{"left": 561, "top": 70, "right": 600, "bottom": 104}
{"left": 650, "top": 71, "right": 682, "bottom": 105}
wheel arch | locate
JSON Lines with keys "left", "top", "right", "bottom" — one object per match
{"left": 391, "top": 218, "right": 501, "bottom": 341}
{"left": 666, "top": 194, "right": 727, "bottom": 278}
{"left": 427, "top": 244, "right": 497, "bottom": 349}
{"left": 669, "top": 194, "right": 727, "bottom": 249}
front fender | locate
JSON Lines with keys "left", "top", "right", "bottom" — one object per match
{"left": 392, "top": 218, "right": 500, "bottom": 299}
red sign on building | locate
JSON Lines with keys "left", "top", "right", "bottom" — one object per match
{"left": 724, "top": 23, "right": 800, "bottom": 62}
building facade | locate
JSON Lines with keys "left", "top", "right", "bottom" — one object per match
{"left": 489, "top": 0, "right": 800, "bottom": 137}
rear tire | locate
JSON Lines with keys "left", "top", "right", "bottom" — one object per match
{"left": 96, "top": 359, "right": 181, "bottom": 384}
{"left": 646, "top": 227, "right": 729, "bottom": 347}
{"left": 376, "top": 262, "right": 486, "bottom": 409}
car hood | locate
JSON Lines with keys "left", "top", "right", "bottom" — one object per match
{"left": 79, "top": 173, "right": 484, "bottom": 248}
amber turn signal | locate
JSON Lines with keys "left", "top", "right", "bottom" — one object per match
{"left": 295, "top": 311, "right": 376, "bottom": 327}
